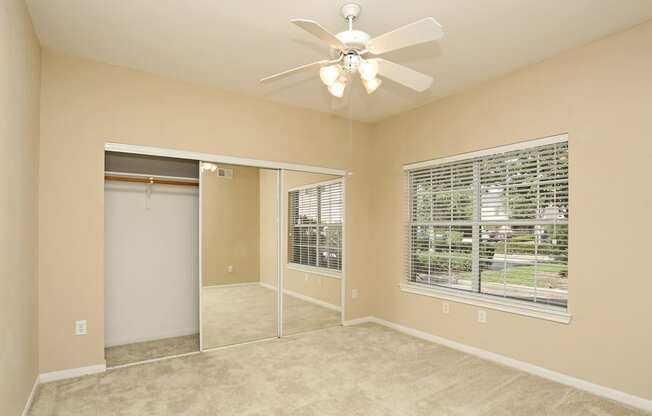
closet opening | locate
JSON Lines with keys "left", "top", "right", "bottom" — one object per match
{"left": 104, "top": 152, "right": 200, "bottom": 367}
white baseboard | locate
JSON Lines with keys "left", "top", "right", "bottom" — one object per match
{"left": 105, "top": 328, "right": 199, "bottom": 347}
{"left": 202, "top": 282, "right": 259, "bottom": 289}
{"left": 21, "top": 376, "right": 39, "bottom": 416}
{"left": 357, "top": 317, "right": 651, "bottom": 412}
{"left": 39, "top": 363, "right": 106, "bottom": 384}
{"left": 259, "top": 282, "right": 276, "bottom": 291}
{"left": 259, "top": 282, "right": 341, "bottom": 312}
{"left": 343, "top": 316, "right": 374, "bottom": 326}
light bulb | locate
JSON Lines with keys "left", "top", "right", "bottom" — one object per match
{"left": 202, "top": 162, "right": 217, "bottom": 172}
{"left": 359, "top": 59, "right": 379, "bottom": 81}
{"left": 319, "top": 65, "right": 341, "bottom": 86}
{"left": 363, "top": 77, "right": 382, "bottom": 94}
{"left": 328, "top": 79, "right": 346, "bottom": 98}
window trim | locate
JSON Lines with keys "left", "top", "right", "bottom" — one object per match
{"left": 287, "top": 177, "right": 344, "bottom": 273}
{"left": 287, "top": 263, "right": 343, "bottom": 279}
{"left": 402, "top": 133, "right": 570, "bottom": 321}
{"left": 399, "top": 282, "right": 571, "bottom": 323}
{"left": 403, "top": 134, "right": 568, "bottom": 171}
{"left": 287, "top": 177, "right": 345, "bottom": 193}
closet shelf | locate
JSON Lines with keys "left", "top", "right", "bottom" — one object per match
{"left": 105, "top": 174, "right": 199, "bottom": 187}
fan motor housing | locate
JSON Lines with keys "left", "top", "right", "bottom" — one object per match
{"left": 335, "top": 30, "right": 370, "bottom": 51}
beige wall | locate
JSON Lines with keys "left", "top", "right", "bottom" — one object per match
{"left": 202, "top": 164, "right": 260, "bottom": 286}
{"left": 369, "top": 21, "right": 652, "bottom": 399}
{"left": 0, "top": 0, "right": 40, "bottom": 414}
{"left": 38, "top": 50, "right": 371, "bottom": 373}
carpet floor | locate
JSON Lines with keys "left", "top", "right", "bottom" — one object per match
{"left": 105, "top": 334, "right": 200, "bottom": 368}
{"left": 202, "top": 284, "right": 341, "bottom": 349}
{"left": 29, "top": 323, "right": 646, "bottom": 415}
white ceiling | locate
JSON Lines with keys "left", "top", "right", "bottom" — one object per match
{"left": 26, "top": 0, "right": 652, "bottom": 122}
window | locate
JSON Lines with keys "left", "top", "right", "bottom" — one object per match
{"left": 406, "top": 136, "right": 568, "bottom": 311}
{"left": 288, "top": 180, "right": 343, "bottom": 273}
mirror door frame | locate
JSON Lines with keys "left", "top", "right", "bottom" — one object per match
{"left": 105, "top": 143, "right": 347, "bottom": 352}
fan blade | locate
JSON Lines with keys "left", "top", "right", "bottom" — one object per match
{"left": 291, "top": 19, "right": 347, "bottom": 50}
{"left": 375, "top": 58, "right": 433, "bottom": 92}
{"left": 367, "top": 17, "right": 443, "bottom": 55}
{"left": 260, "top": 60, "right": 331, "bottom": 83}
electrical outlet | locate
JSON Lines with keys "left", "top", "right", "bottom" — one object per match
{"left": 351, "top": 289, "right": 359, "bottom": 299}
{"left": 75, "top": 320, "right": 87, "bottom": 335}
{"left": 477, "top": 310, "right": 487, "bottom": 323}
{"left": 227, "top": 265, "right": 233, "bottom": 273}
{"left": 442, "top": 302, "right": 450, "bottom": 314}
{"left": 304, "top": 273, "right": 308, "bottom": 281}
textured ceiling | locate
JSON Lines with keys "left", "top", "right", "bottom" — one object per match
{"left": 26, "top": 0, "right": 652, "bottom": 122}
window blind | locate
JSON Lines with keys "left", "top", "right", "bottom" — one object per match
{"left": 288, "top": 181, "right": 343, "bottom": 272}
{"left": 406, "top": 138, "right": 568, "bottom": 309}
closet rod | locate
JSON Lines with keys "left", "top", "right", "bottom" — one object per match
{"left": 104, "top": 174, "right": 199, "bottom": 187}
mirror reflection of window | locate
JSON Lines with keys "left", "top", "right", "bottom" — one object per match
{"left": 283, "top": 172, "right": 344, "bottom": 336}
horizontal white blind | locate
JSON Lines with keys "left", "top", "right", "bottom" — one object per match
{"left": 288, "top": 181, "right": 343, "bottom": 271}
{"left": 406, "top": 139, "right": 568, "bottom": 309}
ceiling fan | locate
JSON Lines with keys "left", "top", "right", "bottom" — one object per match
{"left": 260, "top": 3, "right": 444, "bottom": 98}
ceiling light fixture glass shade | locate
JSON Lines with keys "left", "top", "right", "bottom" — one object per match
{"left": 319, "top": 65, "right": 341, "bottom": 86}
{"left": 201, "top": 162, "right": 218, "bottom": 172}
{"left": 328, "top": 79, "right": 346, "bottom": 98}
{"left": 359, "top": 59, "right": 379, "bottom": 81}
{"left": 363, "top": 77, "right": 382, "bottom": 94}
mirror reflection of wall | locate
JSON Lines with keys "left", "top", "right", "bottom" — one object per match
{"left": 200, "top": 163, "right": 278, "bottom": 349}
{"left": 282, "top": 171, "right": 344, "bottom": 335}
{"left": 200, "top": 165, "right": 344, "bottom": 349}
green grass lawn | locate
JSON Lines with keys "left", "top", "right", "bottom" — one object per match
{"left": 479, "top": 263, "right": 566, "bottom": 286}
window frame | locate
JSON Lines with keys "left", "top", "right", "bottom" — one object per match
{"left": 287, "top": 178, "right": 344, "bottom": 277}
{"left": 402, "top": 134, "right": 571, "bottom": 323}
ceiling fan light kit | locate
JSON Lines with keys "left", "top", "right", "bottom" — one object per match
{"left": 328, "top": 79, "right": 347, "bottom": 98}
{"left": 359, "top": 59, "right": 379, "bottom": 81}
{"left": 261, "top": 3, "right": 444, "bottom": 98}
{"left": 362, "top": 77, "right": 382, "bottom": 94}
{"left": 319, "top": 65, "right": 341, "bottom": 86}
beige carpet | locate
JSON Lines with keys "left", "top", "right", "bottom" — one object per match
{"left": 202, "top": 284, "right": 341, "bottom": 349}
{"left": 105, "top": 334, "right": 199, "bottom": 367}
{"left": 29, "top": 323, "right": 645, "bottom": 416}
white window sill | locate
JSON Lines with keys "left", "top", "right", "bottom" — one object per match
{"left": 286, "top": 263, "right": 342, "bottom": 279}
{"left": 399, "top": 283, "right": 571, "bottom": 324}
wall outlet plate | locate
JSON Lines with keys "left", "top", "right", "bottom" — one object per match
{"left": 477, "top": 310, "right": 487, "bottom": 323}
{"left": 351, "top": 289, "right": 359, "bottom": 299}
{"left": 75, "top": 320, "right": 87, "bottom": 335}
{"left": 442, "top": 302, "right": 450, "bottom": 314}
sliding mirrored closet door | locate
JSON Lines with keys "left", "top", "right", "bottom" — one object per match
{"left": 282, "top": 171, "right": 344, "bottom": 336}
{"left": 200, "top": 163, "right": 279, "bottom": 349}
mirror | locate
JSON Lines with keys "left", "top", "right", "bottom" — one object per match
{"left": 200, "top": 163, "right": 278, "bottom": 349}
{"left": 282, "top": 171, "right": 344, "bottom": 335}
